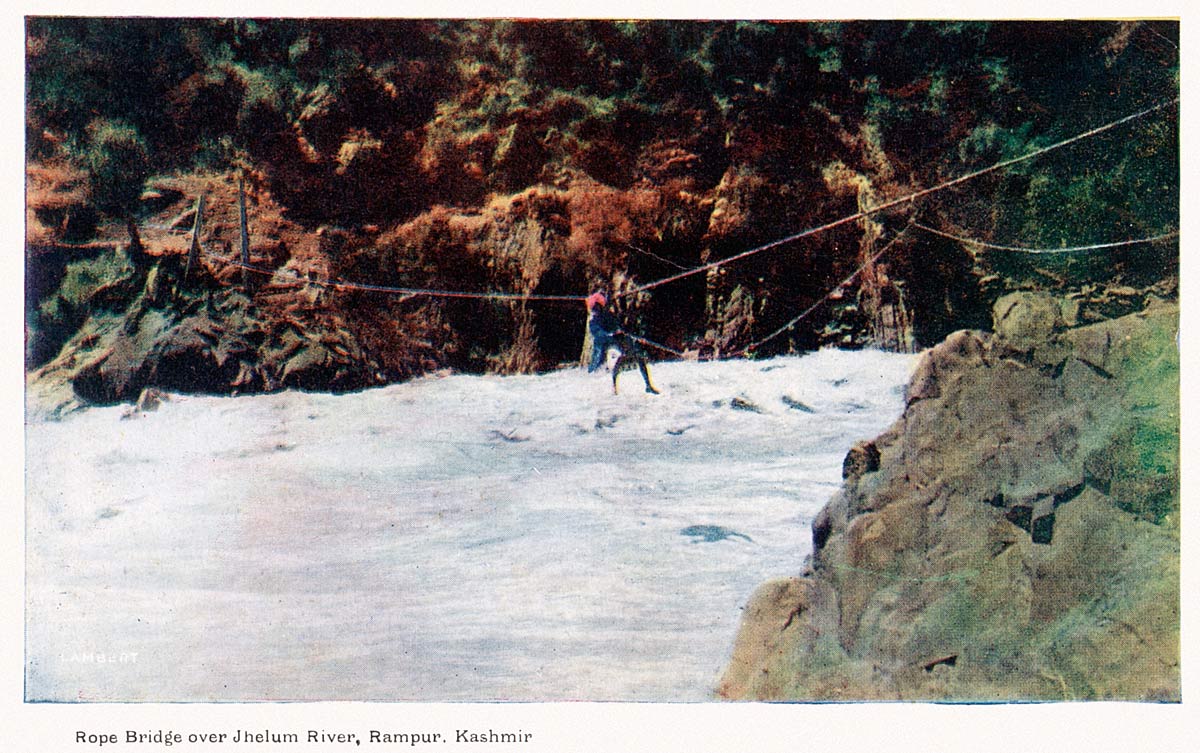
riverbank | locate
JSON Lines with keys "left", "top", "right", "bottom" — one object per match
{"left": 720, "top": 294, "right": 1179, "bottom": 701}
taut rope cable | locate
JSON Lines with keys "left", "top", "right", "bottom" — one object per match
{"left": 624, "top": 333, "right": 689, "bottom": 358}
{"left": 1141, "top": 23, "right": 1179, "bottom": 51}
{"left": 618, "top": 97, "right": 1179, "bottom": 298}
{"left": 194, "top": 96, "right": 1176, "bottom": 357}
{"left": 623, "top": 243, "right": 692, "bottom": 271}
{"left": 728, "top": 223, "right": 913, "bottom": 358}
{"left": 216, "top": 255, "right": 586, "bottom": 303}
{"left": 912, "top": 222, "right": 1178, "bottom": 254}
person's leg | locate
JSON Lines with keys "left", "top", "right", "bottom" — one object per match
{"left": 611, "top": 353, "right": 629, "bottom": 394}
{"left": 638, "top": 357, "right": 659, "bottom": 394}
{"left": 588, "top": 340, "right": 607, "bottom": 373}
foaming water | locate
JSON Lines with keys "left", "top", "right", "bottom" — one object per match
{"left": 26, "top": 349, "right": 919, "bottom": 701}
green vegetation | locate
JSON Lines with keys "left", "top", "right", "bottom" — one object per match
{"left": 25, "top": 19, "right": 1179, "bottom": 387}
{"left": 83, "top": 118, "right": 150, "bottom": 219}
{"left": 27, "top": 20, "right": 1178, "bottom": 231}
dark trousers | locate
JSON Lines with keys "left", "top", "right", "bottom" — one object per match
{"left": 612, "top": 347, "right": 657, "bottom": 394}
{"left": 594, "top": 334, "right": 656, "bottom": 394}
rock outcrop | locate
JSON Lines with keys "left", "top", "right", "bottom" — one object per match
{"left": 720, "top": 293, "right": 1179, "bottom": 701}
{"left": 25, "top": 21, "right": 1178, "bottom": 416}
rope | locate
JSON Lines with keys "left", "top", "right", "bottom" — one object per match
{"left": 189, "top": 96, "right": 1176, "bottom": 362}
{"left": 912, "top": 222, "right": 1178, "bottom": 254}
{"left": 728, "top": 223, "right": 913, "bottom": 358}
{"left": 217, "top": 255, "right": 586, "bottom": 303}
{"left": 203, "top": 97, "right": 1176, "bottom": 308}
{"left": 624, "top": 333, "right": 689, "bottom": 358}
{"left": 623, "top": 242, "right": 692, "bottom": 271}
{"left": 1140, "top": 23, "right": 1179, "bottom": 50}
{"left": 617, "top": 97, "right": 1179, "bottom": 298}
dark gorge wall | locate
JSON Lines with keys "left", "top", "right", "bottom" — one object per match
{"left": 25, "top": 20, "right": 1178, "bottom": 414}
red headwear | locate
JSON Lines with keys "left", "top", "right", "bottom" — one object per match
{"left": 586, "top": 292, "right": 607, "bottom": 310}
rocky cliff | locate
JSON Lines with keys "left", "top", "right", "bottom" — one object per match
{"left": 25, "top": 20, "right": 1178, "bottom": 418}
{"left": 719, "top": 292, "right": 1179, "bottom": 701}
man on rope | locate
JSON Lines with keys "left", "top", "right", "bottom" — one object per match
{"left": 586, "top": 292, "right": 660, "bottom": 395}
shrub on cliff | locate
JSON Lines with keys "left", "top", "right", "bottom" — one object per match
{"left": 82, "top": 119, "right": 151, "bottom": 218}
{"left": 80, "top": 118, "right": 152, "bottom": 258}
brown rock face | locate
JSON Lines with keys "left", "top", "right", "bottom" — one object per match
{"left": 721, "top": 300, "right": 1179, "bottom": 701}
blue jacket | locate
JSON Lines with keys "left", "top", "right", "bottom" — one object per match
{"left": 587, "top": 308, "right": 623, "bottom": 371}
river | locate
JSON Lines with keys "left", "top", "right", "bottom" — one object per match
{"left": 25, "top": 348, "right": 918, "bottom": 701}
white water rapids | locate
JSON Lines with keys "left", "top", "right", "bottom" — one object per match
{"left": 25, "top": 349, "right": 918, "bottom": 702}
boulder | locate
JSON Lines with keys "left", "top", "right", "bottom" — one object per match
{"left": 722, "top": 303, "right": 1180, "bottom": 701}
{"left": 841, "top": 440, "right": 880, "bottom": 481}
{"left": 992, "top": 291, "right": 1064, "bottom": 350}
{"left": 717, "top": 577, "right": 814, "bottom": 699}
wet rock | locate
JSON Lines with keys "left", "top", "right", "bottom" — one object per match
{"left": 781, "top": 395, "right": 815, "bottom": 412}
{"left": 280, "top": 341, "right": 336, "bottom": 388}
{"left": 72, "top": 337, "right": 147, "bottom": 404}
{"left": 135, "top": 386, "right": 167, "bottom": 412}
{"left": 812, "top": 506, "right": 833, "bottom": 553}
{"left": 680, "top": 525, "right": 753, "bottom": 543}
{"left": 147, "top": 316, "right": 245, "bottom": 393}
{"left": 730, "top": 396, "right": 763, "bottom": 413}
{"left": 842, "top": 440, "right": 880, "bottom": 481}
{"left": 121, "top": 386, "right": 169, "bottom": 420}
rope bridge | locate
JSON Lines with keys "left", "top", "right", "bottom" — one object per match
{"left": 194, "top": 97, "right": 1178, "bottom": 360}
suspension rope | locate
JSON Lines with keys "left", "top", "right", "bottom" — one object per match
{"left": 216, "top": 254, "right": 586, "bottom": 303}
{"left": 190, "top": 96, "right": 1176, "bottom": 363}
{"left": 617, "top": 97, "right": 1178, "bottom": 298}
{"left": 728, "top": 223, "right": 913, "bottom": 358}
{"left": 1140, "top": 23, "right": 1179, "bottom": 50}
{"left": 623, "top": 242, "right": 692, "bottom": 271}
{"left": 912, "top": 222, "right": 1178, "bottom": 254}
{"left": 624, "top": 333, "right": 689, "bottom": 358}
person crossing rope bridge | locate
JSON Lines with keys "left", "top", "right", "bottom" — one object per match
{"left": 586, "top": 292, "right": 660, "bottom": 395}
{"left": 197, "top": 97, "right": 1176, "bottom": 369}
